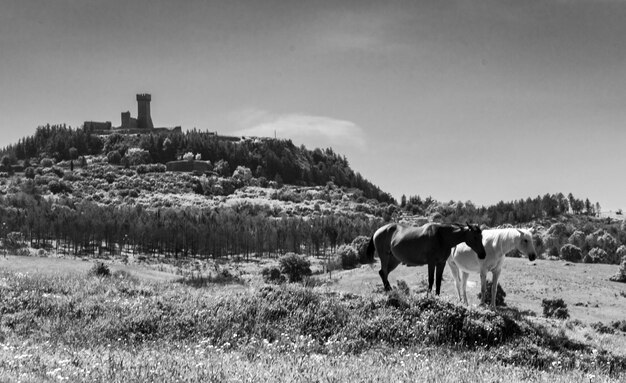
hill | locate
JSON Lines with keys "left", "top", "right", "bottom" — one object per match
{"left": 0, "top": 125, "right": 624, "bottom": 269}
{"left": 0, "top": 124, "right": 394, "bottom": 203}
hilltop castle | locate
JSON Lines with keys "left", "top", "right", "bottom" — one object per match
{"left": 84, "top": 93, "right": 181, "bottom": 134}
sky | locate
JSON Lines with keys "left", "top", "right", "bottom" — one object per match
{"left": 1, "top": 0, "right": 625, "bottom": 210}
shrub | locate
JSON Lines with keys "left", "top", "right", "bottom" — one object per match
{"left": 4, "top": 232, "right": 25, "bottom": 250}
{"left": 591, "top": 322, "right": 615, "bottom": 334}
{"left": 559, "top": 244, "right": 582, "bottom": 262}
{"left": 547, "top": 246, "right": 559, "bottom": 258}
{"left": 542, "top": 298, "right": 569, "bottom": 319}
{"left": 89, "top": 261, "right": 111, "bottom": 277}
{"left": 609, "top": 257, "right": 626, "bottom": 283}
{"left": 107, "top": 151, "right": 122, "bottom": 164}
{"left": 335, "top": 244, "right": 359, "bottom": 270}
{"left": 611, "top": 320, "right": 626, "bottom": 333}
{"left": 24, "top": 167, "right": 35, "bottom": 179}
{"left": 396, "top": 279, "right": 410, "bottom": 296}
{"left": 477, "top": 281, "right": 506, "bottom": 306}
{"left": 585, "top": 247, "right": 607, "bottom": 264}
{"left": 183, "top": 152, "right": 195, "bottom": 161}
{"left": 104, "top": 171, "right": 116, "bottom": 184}
{"left": 136, "top": 163, "right": 166, "bottom": 174}
{"left": 568, "top": 230, "right": 586, "bottom": 247}
{"left": 40, "top": 158, "right": 54, "bottom": 168}
{"left": 125, "top": 148, "right": 151, "bottom": 166}
{"left": 279, "top": 253, "right": 312, "bottom": 282}
{"left": 261, "top": 267, "right": 286, "bottom": 284}
{"left": 351, "top": 235, "right": 371, "bottom": 264}
{"left": 48, "top": 179, "right": 71, "bottom": 194}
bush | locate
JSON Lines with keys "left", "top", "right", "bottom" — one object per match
{"left": 125, "top": 148, "right": 151, "bottom": 166}
{"left": 477, "top": 281, "right": 507, "bottom": 306}
{"left": 89, "top": 262, "right": 111, "bottom": 277}
{"left": 4, "top": 232, "right": 25, "bottom": 250}
{"left": 559, "top": 244, "right": 582, "bottom": 262}
{"left": 48, "top": 180, "right": 70, "bottom": 194}
{"left": 542, "top": 298, "right": 569, "bottom": 319}
{"left": 591, "top": 322, "right": 615, "bottom": 334}
{"left": 136, "top": 163, "right": 166, "bottom": 174}
{"left": 107, "top": 151, "right": 122, "bottom": 164}
{"left": 335, "top": 244, "right": 359, "bottom": 270}
{"left": 609, "top": 257, "right": 626, "bottom": 283}
{"left": 351, "top": 236, "right": 371, "bottom": 264}
{"left": 279, "top": 253, "right": 312, "bottom": 282}
{"left": 40, "top": 158, "right": 54, "bottom": 168}
{"left": 261, "top": 267, "right": 286, "bottom": 284}
{"left": 104, "top": 171, "right": 116, "bottom": 184}
{"left": 611, "top": 320, "right": 626, "bottom": 333}
{"left": 24, "top": 167, "right": 35, "bottom": 179}
{"left": 584, "top": 247, "right": 607, "bottom": 264}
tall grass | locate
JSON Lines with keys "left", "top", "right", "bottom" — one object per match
{"left": 1, "top": 269, "right": 625, "bottom": 381}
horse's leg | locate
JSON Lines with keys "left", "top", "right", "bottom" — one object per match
{"left": 479, "top": 269, "right": 488, "bottom": 306}
{"left": 434, "top": 260, "right": 446, "bottom": 295}
{"left": 375, "top": 237, "right": 391, "bottom": 291}
{"left": 460, "top": 271, "right": 470, "bottom": 305}
{"left": 427, "top": 263, "right": 435, "bottom": 295}
{"left": 379, "top": 251, "right": 400, "bottom": 291}
{"left": 382, "top": 254, "right": 401, "bottom": 291}
{"left": 490, "top": 268, "right": 502, "bottom": 308}
{"left": 447, "top": 260, "right": 463, "bottom": 302}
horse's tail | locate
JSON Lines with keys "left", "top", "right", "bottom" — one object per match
{"left": 365, "top": 236, "right": 376, "bottom": 263}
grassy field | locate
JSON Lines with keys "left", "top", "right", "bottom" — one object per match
{"left": 1, "top": 254, "right": 625, "bottom": 382}
{"left": 331, "top": 257, "right": 626, "bottom": 324}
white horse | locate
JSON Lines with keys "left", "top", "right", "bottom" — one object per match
{"left": 447, "top": 228, "right": 537, "bottom": 308}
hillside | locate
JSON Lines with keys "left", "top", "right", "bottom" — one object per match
{"left": 0, "top": 125, "right": 624, "bottom": 269}
{"left": 0, "top": 125, "right": 394, "bottom": 203}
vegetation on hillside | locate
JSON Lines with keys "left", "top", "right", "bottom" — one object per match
{"left": 0, "top": 124, "right": 624, "bottom": 269}
{"left": 0, "top": 124, "right": 394, "bottom": 203}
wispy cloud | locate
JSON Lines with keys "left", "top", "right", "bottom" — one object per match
{"left": 229, "top": 108, "right": 367, "bottom": 151}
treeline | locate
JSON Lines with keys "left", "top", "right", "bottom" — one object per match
{"left": 401, "top": 192, "right": 603, "bottom": 226}
{"left": 0, "top": 125, "right": 394, "bottom": 203}
{"left": 0, "top": 191, "right": 383, "bottom": 259}
{"left": 2, "top": 124, "right": 103, "bottom": 162}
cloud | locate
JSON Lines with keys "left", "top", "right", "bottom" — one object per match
{"left": 229, "top": 109, "right": 367, "bottom": 151}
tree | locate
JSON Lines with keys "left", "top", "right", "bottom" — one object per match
{"left": 278, "top": 253, "right": 311, "bottom": 282}
{"left": 1, "top": 155, "right": 11, "bottom": 172}
{"left": 68, "top": 147, "right": 79, "bottom": 160}
{"left": 585, "top": 198, "right": 593, "bottom": 215}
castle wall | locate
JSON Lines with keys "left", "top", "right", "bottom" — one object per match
{"left": 84, "top": 121, "right": 112, "bottom": 131}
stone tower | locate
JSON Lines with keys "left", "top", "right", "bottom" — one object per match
{"left": 136, "top": 93, "right": 154, "bottom": 129}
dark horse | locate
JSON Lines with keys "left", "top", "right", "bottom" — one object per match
{"left": 366, "top": 222, "right": 486, "bottom": 294}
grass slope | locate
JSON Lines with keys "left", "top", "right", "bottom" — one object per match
{"left": 331, "top": 257, "right": 626, "bottom": 324}
{"left": 1, "top": 256, "right": 626, "bottom": 381}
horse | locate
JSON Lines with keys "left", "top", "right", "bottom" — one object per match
{"left": 366, "top": 222, "right": 486, "bottom": 295}
{"left": 446, "top": 228, "right": 537, "bottom": 308}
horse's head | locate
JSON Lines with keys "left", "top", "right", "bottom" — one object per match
{"left": 516, "top": 229, "right": 537, "bottom": 261}
{"left": 464, "top": 222, "right": 486, "bottom": 260}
